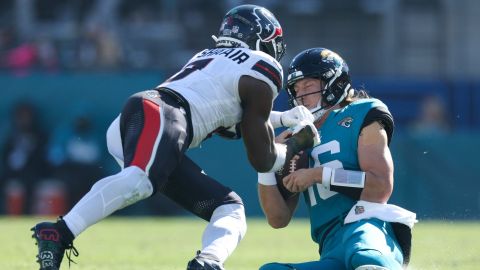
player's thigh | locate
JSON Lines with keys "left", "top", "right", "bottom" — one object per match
{"left": 342, "top": 219, "right": 403, "bottom": 269}
{"left": 120, "top": 90, "right": 190, "bottom": 187}
{"left": 260, "top": 258, "right": 345, "bottom": 270}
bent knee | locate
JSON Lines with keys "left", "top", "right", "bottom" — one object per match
{"left": 123, "top": 166, "right": 154, "bottom": 202}
{"left": 350, "top": 249, "right": 400, "bottom": 270}
{"left": 91, "top": 166, "right": 154, "bottom": 207}
{"left": 212, "top": 203, "right": 247, "bottom": 238}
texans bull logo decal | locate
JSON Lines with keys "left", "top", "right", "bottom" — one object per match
{"left": 253, "top": 7, "right": 282, "bottom": 42}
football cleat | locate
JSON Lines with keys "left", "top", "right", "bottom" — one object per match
{"left": 186, "top": 251, "right": 225, "bottom": 270}
{"left": 31, "top": 221, "right": 78, "bottom": 270}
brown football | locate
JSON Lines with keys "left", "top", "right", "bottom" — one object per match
{"left": 275, "top": 151, "right": 309, "bottom": 200}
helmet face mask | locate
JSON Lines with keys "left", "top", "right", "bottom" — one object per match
{"left": 290, "top": 78, "right": 324, "bottom": 110}
{"left": 287, "top": 48, "right": 352, "bottom": 119}
{"left": 214, "top": 5, "right": 286, "bottom": 61}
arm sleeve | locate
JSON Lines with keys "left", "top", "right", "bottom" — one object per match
{"left": 360, "top": 106, "right": 394, "bottom": 145}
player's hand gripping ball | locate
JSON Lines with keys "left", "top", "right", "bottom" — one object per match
{"left": 275, "top": 151, "right": 309, "bottom": 200}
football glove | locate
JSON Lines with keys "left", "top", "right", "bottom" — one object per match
{"left": 269, "top": 106, "right": 315, "bottom": 128}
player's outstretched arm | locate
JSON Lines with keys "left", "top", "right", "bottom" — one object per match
{"left": 238, "top": 75, "right": 278, "bottom": 172}
{"left": 238, "top": 76, "right": 319, "bottom": 173}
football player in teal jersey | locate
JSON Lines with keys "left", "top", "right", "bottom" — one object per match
{"left": 257, "top": 48, "right": 416, "bottom": 270}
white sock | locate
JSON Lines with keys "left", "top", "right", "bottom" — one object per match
{"left": 200, "top": 203, "right": 247, "bottom": 264}
{"left": 63, "top": 166, "right": 153, "bottom": 237}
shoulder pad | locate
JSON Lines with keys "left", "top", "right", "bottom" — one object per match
{"left": 251, "top": 59, "right": 283, "bottom": 90}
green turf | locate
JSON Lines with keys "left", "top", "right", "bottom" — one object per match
{"left": 1, "top": 217, "right": 479, "bottom": 269}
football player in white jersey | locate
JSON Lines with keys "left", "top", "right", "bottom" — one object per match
{"left": 31, "top": 5, "right": 317, "bottom": 270}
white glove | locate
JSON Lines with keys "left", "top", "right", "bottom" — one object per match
{"left": 270, "top": 106, "right": 315, "bottom": 128}
{"left": 292, "top": 120, "right": 321, "bottom": 147}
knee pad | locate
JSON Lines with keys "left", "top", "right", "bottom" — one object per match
{"left": 211, "top": 203, "right": 247, "bottom": 239}
{"left": 200, "top": 203, "right": 247, "bottom": 264}
{"left": 91, "top": 166, "right": 153, "bottom": 209}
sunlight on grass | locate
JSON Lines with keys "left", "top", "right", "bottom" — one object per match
{"left": 1, "top": 217, "right": 478, "bottom": 270}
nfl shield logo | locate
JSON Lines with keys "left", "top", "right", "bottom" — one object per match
{"left": 355, "top": 205, "right": 365, "bottom": 215}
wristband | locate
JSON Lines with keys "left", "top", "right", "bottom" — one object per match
{"left": 269, "top": 111, "right": 284, "bottom": 128}
{"left": 322, "top": 167, "right": 332, "bottom": 189}
{"left": 258, "top": 172, "right": 277, "bottom": 185}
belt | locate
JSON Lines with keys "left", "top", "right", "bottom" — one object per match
{"left": 155, "top": 87, "right": 193, "bottom": 146}
{"left": 155, "top": 87, "right": 189, "bottom": 109}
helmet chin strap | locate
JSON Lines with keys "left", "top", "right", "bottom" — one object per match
{"left": 255, "top": 39, "right": 261, "bottom": 51}
{"left": 311, "top": 106, "right": 328, "bottom": 122}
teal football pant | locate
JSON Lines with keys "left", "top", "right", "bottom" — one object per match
{"left": 259, "top": 218, "right": 403, "bottom": 270}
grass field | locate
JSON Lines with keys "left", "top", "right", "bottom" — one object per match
{"left": 1, "top": 217, "right": 479, "bottom": 269}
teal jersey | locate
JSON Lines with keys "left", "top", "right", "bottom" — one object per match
{"left": 303, "top": 98, "right": 391, "bottom": 245}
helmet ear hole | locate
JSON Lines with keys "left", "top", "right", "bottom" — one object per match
{"left": 259, "top": 42, "right": 272, "bottom": 57}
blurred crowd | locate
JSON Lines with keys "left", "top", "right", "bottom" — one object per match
{"left": 4, "top": 0, "right": 478, "bottom": 78}
{"left": 0, "top": 101, "right": 105, "bottom": 216}
{"left": 0, "top": 0, "right": 280, "bottom": 73}
{"left": 0, "top": 0, "right": 183, "bottom": 72}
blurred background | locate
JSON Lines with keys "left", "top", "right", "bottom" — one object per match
{"left": 0, "top": 0, "right": 478, "bottom": 220}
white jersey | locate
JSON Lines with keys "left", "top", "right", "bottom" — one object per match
{"left": 158, "top": 47, "right": 283, "bottom": 148}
